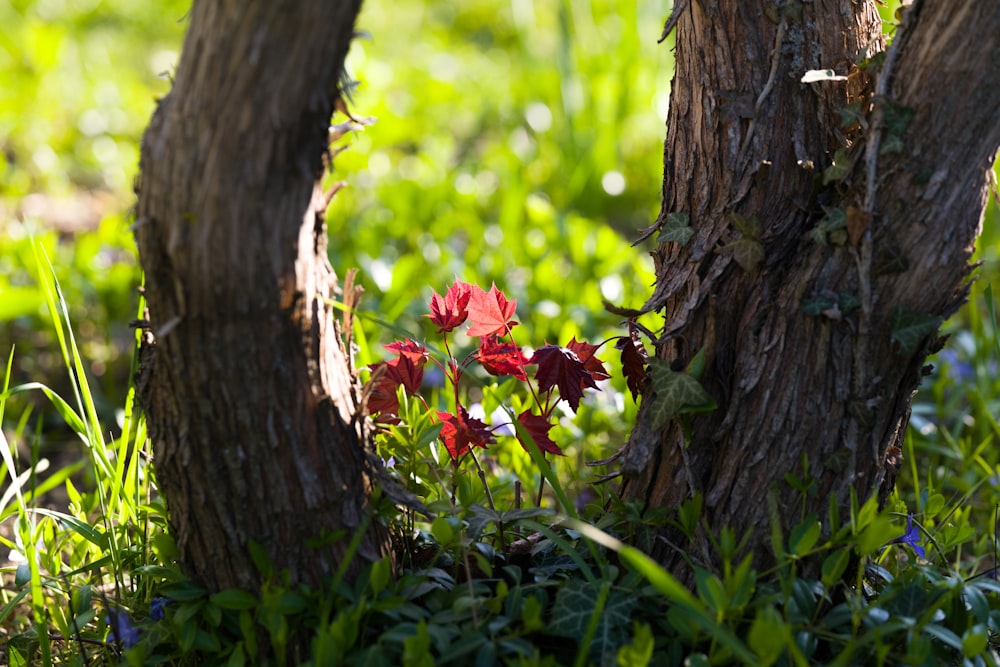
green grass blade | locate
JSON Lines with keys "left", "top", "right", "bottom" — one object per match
{"left": 566, "top": 519, "right": 760, "bottom": 665}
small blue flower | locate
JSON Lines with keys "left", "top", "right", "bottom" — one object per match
{"left": 150, "top": 597, "right": 170, "bottom": 622}
{"left": 891, "top": 513, "right": 926, "bottom": 559}
{"left": 937, "top": 349, "right": 975, "bottom": 384}
{"left": 422, "top": 365, "right": 446, "bottom": 389}
{"left": 105, "top": 608, "right": 141, "bottom": 649}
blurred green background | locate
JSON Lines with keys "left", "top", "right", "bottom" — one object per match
{"left": 2, "top": 0, "right": 999, "bottom": 518}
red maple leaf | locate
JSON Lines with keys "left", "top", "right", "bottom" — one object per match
{"left": 366, "top": 363, "right": 401, "bottom": 424}
{"left": 566, "top": 337, "right": 611, "bottom": 385}
{"left": 383, "top": 339, "right": 428, "bottom": 395}
{"left": 516, "top": 410, "right": 563, "bottom": 456}
{"left": 466, "top": 283, "right": 518, "bottom": 337}
{"left": 428, "top": 281, "right": 473, "bottom": 333}
{"left": 614, "top": 322, "right": 648, "bottom": 401}
{"left": 435, "top": 406, "right": 496, "bottom": 459}
{"left": 476, "top": 336, "right": 528, "bottom": 380}
{"left": 528, "top": 345, "right": 597, "bottom": 412}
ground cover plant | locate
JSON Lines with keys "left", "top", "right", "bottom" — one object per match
{"left": 4, "top": 0, "right": 1000, "bottom": 665}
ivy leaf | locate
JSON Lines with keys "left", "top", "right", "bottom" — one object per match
{"left": 548, "top": 581, "right": 636, "bottom": 663}
{"left": 839, "top": 291, "right": 860, "bottom": 315}
{"left": 722, "top": 238, "right": 764, "bottom": 273}
{"left": 810, "top": 207, "right": 846, "bottom": 246}
{"left": 516, "top": 410, "right": 562, "bottom": 456}
{"left": 822, "top": 147, "right": 852, "bottom": 185}
{"left": 476, "top": 335, "right": 528, "bottom": 380}
{"left": 427, "top": 280, "right": 473, "bottom": 333}
{"left": 729, "top": 213, "right": 761, "bottom": 240}
{"left": 565, "top": 337, "right": 611, "bottom": 384}
{"left": 466, "top": 283, "right": 518, "bottom": 337}
{"left": 529, "top": 345, "right": 597, "bottom": 412}
{"left": 435, "top": 406, "right": 496, "bottom": 460}
{"left": 656, "top": 212, "right": 694, "bottom": 246}
{"left": 878, "top": 97, "right": 914, "bottom": 155}
{"left": 801, "top": 295, "right": 837, "bottom": 317}
{"left": 615, "top": 322, "right": 648, "bottom": 401}
{"left": 685, "top": 346, "right": 707, "bottom": 380}
{"left": 890, "top": 308, "right": 942, "bottom": 355}
{"left": 646, "top": 358, "right": 715, "bottom": 430}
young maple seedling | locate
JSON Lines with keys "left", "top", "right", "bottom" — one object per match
{"left": 367, "top": 279, "right": 618, "bottom": 510}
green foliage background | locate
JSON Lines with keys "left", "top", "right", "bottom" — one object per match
{"left": 4, "top": 0, "right": 1000, "bottom": 662}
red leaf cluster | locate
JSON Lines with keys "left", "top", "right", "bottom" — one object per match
{"left": 373, "top": 280, "right": 621, "bottom": 467}
{"left": 383, "top": 339, "right": 429, "bottom": 394}
{"left": 528, "top": 345, "right": 598, "bottom": 412}
{"left": 427, "top": 280, "right": 518, "bottom": 339}
{"left": 367, "top": 369, "right": 402, "bottom": 424}
{"left": 466, "top": 283, "right": 518, "bottom": 337}
{"left": 516, "top": 410, "right": 562, "bottom": 456}
{"left": 476, "top": 336, "right": 528, "bottom": 380}
{"left": 427, "top": 281, "right": 473, "bottom": 333}
{"left": 367, "top": 339, "right": 429, "bottom": 423}
{"left": 566, "top": 337, "right": 611, "bottom": 384}
{"left": 436, "top": 406, "right": 496, "bottom": 459}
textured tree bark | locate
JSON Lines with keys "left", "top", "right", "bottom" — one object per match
{"left": 621, "top": 0, "right": 1000, "bottom": 577}
{"left": 133, "top": 0, "right": 386, "bottom": 593}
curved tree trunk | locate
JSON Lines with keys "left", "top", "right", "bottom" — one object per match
{"left": 133, "top": 0, "right": 386, "bottom": 593}
{"left": 621, "top": 0, "right": 1000, "bottom": 576}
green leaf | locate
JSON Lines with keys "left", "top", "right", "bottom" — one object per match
{"left": 657, "top": 212, "right": 694, "bottom": 246}
{"left": 28, "top": 508, "right": 108, "bottom": 549}
{"left": 226, "top": 643, "right": 246, "bottom": 667}
{"left": 838, "top": 291, "right": 860, "bottom": 315}
{"left": 646, "top": 358, "right": 716, "bottom": 430}
{"left": 801, "top": 295, "right": 837, "bottom": 317}
{"left": 890, "top": 307, "right": 942, "bottom": 355}
{"left": 962, "top": 626, "right": 989, "bottom": 658}
{"left": 500, "top": 506, "right": 555, "bottom": 522}
{"left": 730, "top": 213, "right": 761, "bottom": 240}
{"left": 14, "top": 563, "right": 30, "bottom": 588}
{"left": 617, "top": 623, "right": 654, "bottom": 667}
{"left": 694, "top": 568, "right": 728, "bottom": 613}
{"left": 548, "top": 580, "right": 635, "bottom": 662}
{"left": 723, "top": 238, "right": 764, "bottom": 273}
{"left": 430, "top": 516, "right": 455, "bottom": 546}
{"left": 923, "top": 623, "right": 963, "bottom": 652}
{"left": 159, "top": 580, "right": 209, "bottom": 603}
{"left": 369, "top": 557, "right": 392, "bottom": 596}
{"left": 684, "top": 347, "right": 707, "bottom": 380}
{"left": 210, "top": 589, "right": 258, "bottom": 611}
{"left": 878, "top": 97, "right": 914, "bottom": 154}
{"left": 821, "top": 548, "right": 851, "bottom": 588}
{"left": 520, "top": 594, "right": 545, "bottom": 632}
{"left": 788, "top": 514, "right": 820, "bottom": 556}
{"left": 748, "top": 606, "right": 786, "bottom": 666}
{"left": 822, "top": 147, "right": 852, "bottom": 184}
{"left": 402, "top": 621, "right": 435, "bottom": 667}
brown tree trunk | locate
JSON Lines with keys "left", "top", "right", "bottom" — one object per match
{"left": 621, "top": 0, "right": 1000, "bottom": 577}
{"left": 133, "top": 0, "right": 387, "bottom": 593}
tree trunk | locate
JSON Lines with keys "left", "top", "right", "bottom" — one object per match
{"left": 621, "top": 0, "right": 1000, "bottom": 576}
{"left": 133, "top": 0, "right": 386, "bottom": 593}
